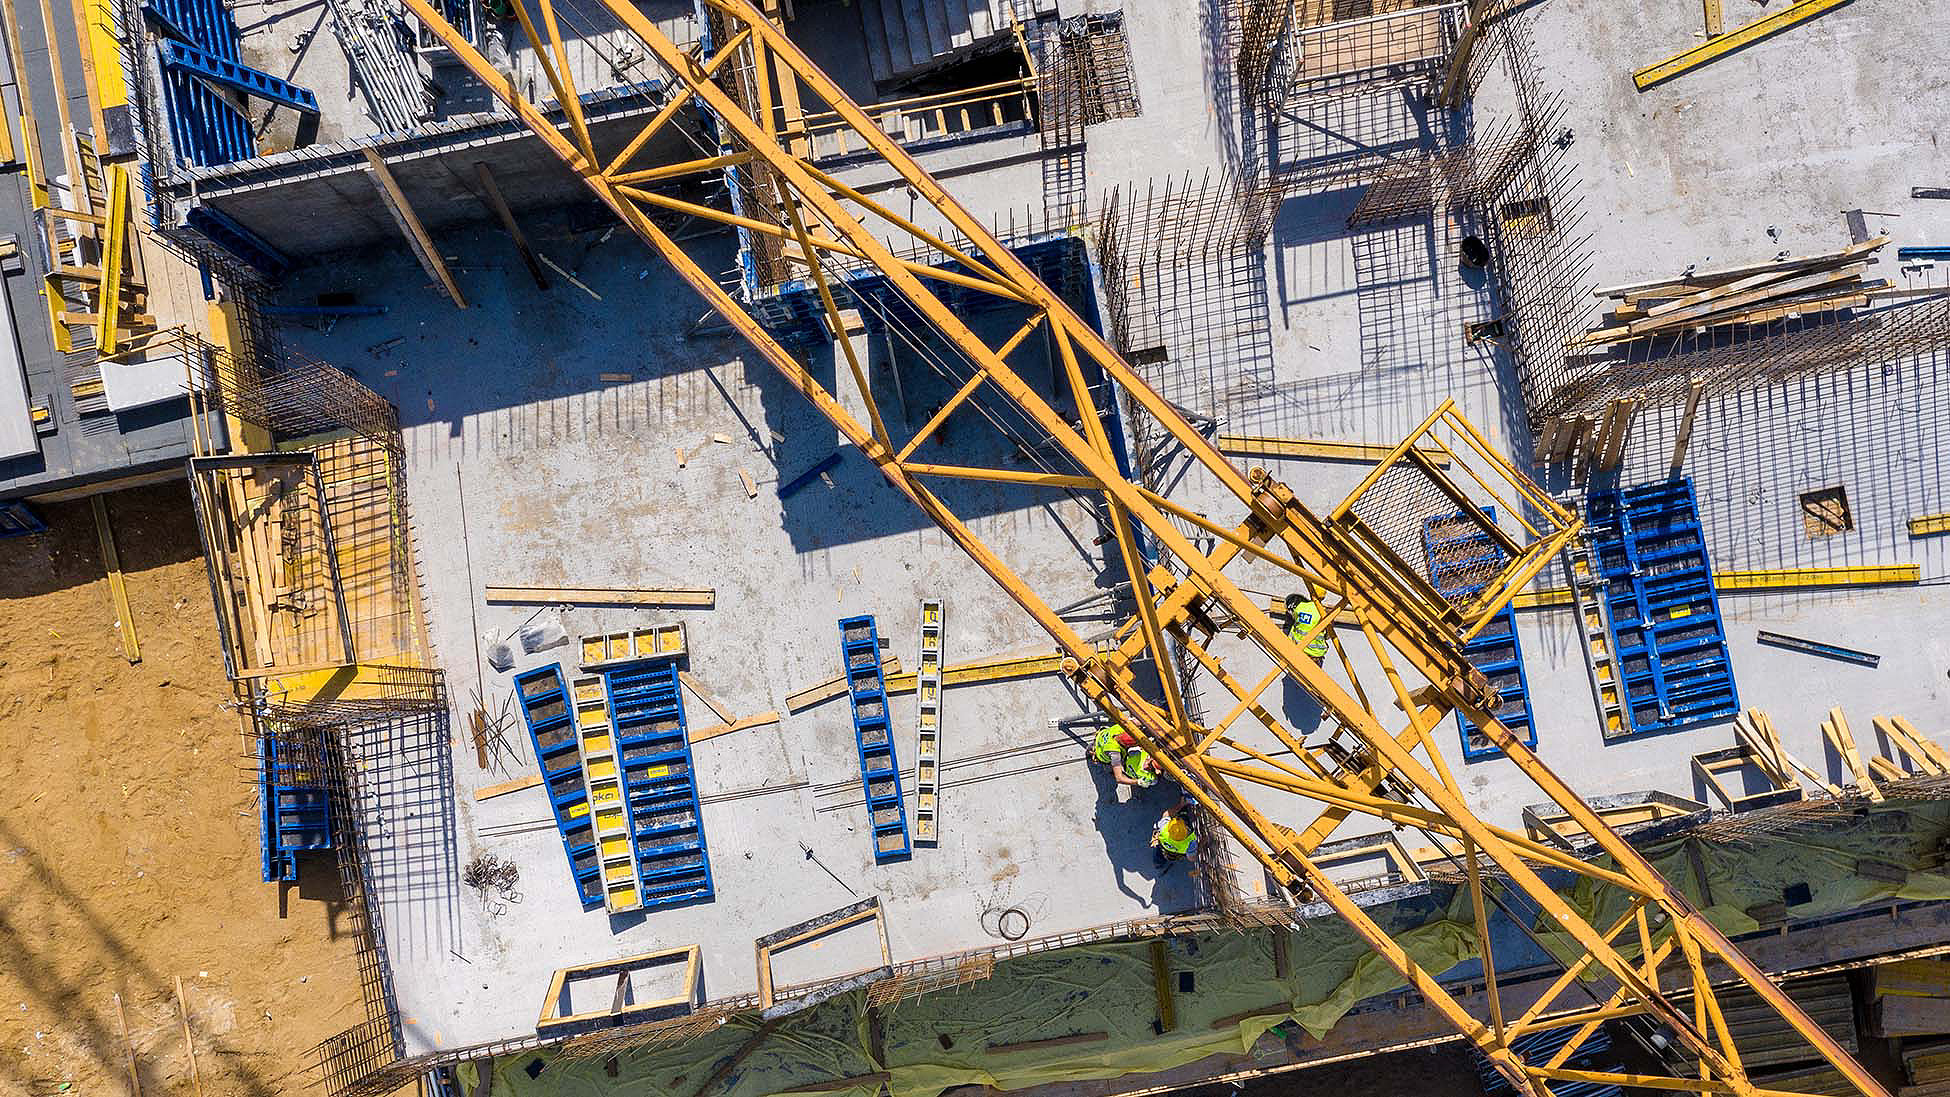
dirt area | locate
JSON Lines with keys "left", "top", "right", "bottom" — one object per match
{"left": 0, "top": 482, "right": 365, "bottom": 1097}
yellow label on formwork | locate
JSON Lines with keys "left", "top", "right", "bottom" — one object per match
{"left": 640, "top": 765, "right": 672, "bottom": 780}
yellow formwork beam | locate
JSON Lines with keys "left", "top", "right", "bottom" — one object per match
{"left": 884, "top": 650, "right": 1064, "bottom": 694}
{"left": 94, "top": 163, "right": 129, "bottom": 355}
{"left": 91, "top": 494, "right": 140, "bottom": 663}
{"left": 1515, "top": 563, "right": 1920, "bottom": 607}
{"left": 1634, "top": 0, "right": 1853, "bottom": 90}
{"left": 260, "top": 662, "right": 429, "bottom": 705}
{"left": 1908, "top": 513, "right": 1950, "bottom": 537}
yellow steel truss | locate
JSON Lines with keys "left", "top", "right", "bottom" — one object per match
{"left": 393, "top": 2, "right": 1890, "bottom": 1095}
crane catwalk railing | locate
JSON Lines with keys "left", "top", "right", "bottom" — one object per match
{"left": 393, "top": 2, "right": 1889, "bottom": 1096}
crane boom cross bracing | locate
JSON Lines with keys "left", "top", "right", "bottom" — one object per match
{"left": 391, "top": 2, "right": 1891, "bottom": 1096}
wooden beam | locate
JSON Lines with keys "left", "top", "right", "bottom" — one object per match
{"left": 483, "top": 585, "right": 715, "bottom": 607}
{"left": 691, "top": 710, "right": 781, "bottom": 743}
{"left": 1634, "top": 0, "right": 1855, "bottom": 90}
{"left": 689, "top": 1018, "right": 785, "bottom": 1097}
{"left": 785, "top": 656, "right": 899, "bottom": 711}
{"left": 1893, "top": 717, "right": 1950, "bottom": 773}
{"left": 780, "top": 1073, "right": 890, "bottom": 1093}
{"left": 1875, "top": 716, "right": 1945, "bottom": 776}
{"left": 93, "top": 163, "right": 130, "bottom": 355}
{"left": 474, "top": 773, "right": 544, "bottom": 800}
{"left": 114, "top": 990, "right": 142, "bottom": 1097}
{"left": 92, "top": 494, "right": 140, "bottom": 663}
{"left": 986, "top": 1032, "right": 1109, "bottom": 1054}
{"left": 1593, "top": 236, "right": 1887, "bottom": 299}
{"left": 1149, "top": 939, "right": 1176, "bottom": 1033}
{"left": 1702, "top": 0, "right": 1723, "bottom": 35}
{"left": 474, "top": 161, "right": 550, "bottom": 290}
{"left": 1669, "top": 379, "right": 1705, "bottom": 474}
{"left": 174, "top": 976, "right": 204, "bottom": 1097}
{"left": 679, "top": 670, "right": 735, "bottom": 724}
{"left": 1438, "top": 0, "right": 1495, "bottom": 107}
{"left": 1821, "top": 708, "right": 1882, "bottom": 802}
{"left": 363, "top": 148, "right": 468, "bottom": 308}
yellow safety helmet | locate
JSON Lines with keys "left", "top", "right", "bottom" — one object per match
{"left": 1164, "top": 818, "right": 1191, "bottom": 843}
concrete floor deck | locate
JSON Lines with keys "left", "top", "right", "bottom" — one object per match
{"left": 270, "top": 0, "right": 1950, "bottom": 1056}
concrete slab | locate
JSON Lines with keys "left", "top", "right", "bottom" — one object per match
{"left": 255, "top": 0, "right": 1950, "bottom": 1059}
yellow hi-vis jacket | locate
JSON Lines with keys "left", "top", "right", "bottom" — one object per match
{"left": 1287, "top": 599, "right": 1330, "bottom": 659}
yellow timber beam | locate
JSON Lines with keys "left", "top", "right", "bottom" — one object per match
{"left": 1515, "top": 564, "right": 1921, "bottom": 607}
{"left": 1634, "top": 0, "right": 1853, "bottom": 90}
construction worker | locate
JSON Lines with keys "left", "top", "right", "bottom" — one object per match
{"left": 1090, "top": 723, "right": 1160, "bottom": 788}
{"left": 1284, "top": 593, "right": 1331, "bottom": 660}
{"left": 1151, "top": 801, "right": 1198, "bottom": 864}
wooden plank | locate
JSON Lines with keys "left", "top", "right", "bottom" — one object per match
{"left": 93, "top": 164, "right": 129, "bottom": 354}
{"left": 780, "top": 1073, "right": 891, "bottom": 1093}
{"left": 174, "top": 976, "right": 204, "bottom": 1097}
{"left": 985, "top": 1032, "right": 1109, "bottom": 1054}
{"left": 475, "top": 773, "right": 544, "bottom": 800}
{"left": 785, "top": 656, "right": 899, "bottom": 711}
{"left": 1872, "top": 995, "right": 1950, "bottom": 1037}
{"left": 679, "top": 670, "right": 735, "bottom": 724}
{"left": 739, "top": 468, "right": 758, "bottom": 498}
{"left": 1216, "top": 434, "right": 1451, "bottom": 466}
{"left": 1594, "top": 236, "right": 1887, "bottom": 299}
{"left": 1876, "top": 716, "right": 1945, "bottom": 776}
{"left": 483, "top": 585, "right": 716, "bottom": 607}
{"left": 115, "top": 990, "right": 142, "bottom": 1097}
{"left": 1149, "top": 939, "right": 1176, "bottom": 1033}
{"left": 884, "top": 649, "right": 1063, "bottom": 694}
{"left": 1893, "top": 717, "right": 1950, "bottom": 773}
{"left": 1821, "top": 708, "right": 1883, "bottom": 802}
{"left": 1634, "top": 0, "right": 1856, "bottom": 89}
{"left": 1669, "top": 379, "right": 1706, "bottom": 473}
{"left": 1868, "top": 755, "right": 1907, "bottom": 783}
{"left": 1702, "top": 0, "right": 1723, "bottom": 35}
{"left": 474, "top": 161, "right": 549, "bottom": 290}
{"left": 363, "top": 148, "right": 468, "bottom": 309}
{"left": 690, "top": 1018, "right": 786, "bottom": 1097}
{"left": 691, "top": 710, "right": 781, "bottom": 743}
{"left": 92, "top": 494, "right": 140, "bottom": 663}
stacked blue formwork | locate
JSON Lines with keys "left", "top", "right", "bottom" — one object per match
{"left": 1422, "top": 507, "right": 1535, "bottom": 761}
{"left": 839, "top": 615, "right": 911, "bottom": 862}
{"left": 513, "top": 665, "right": 605, "bottom": 906}
{"left": 1471, "top": 1023, "right": 1623, "bottom": 1097}
{"left": 602, "top": 659, "right": 714, "bottom": 910}
{"left": 1585, "top": 477, "right": 1739, "bottom": 738}
{"left": 257, "top": 729, "right": 332, "bottom": 882}
{"left": 0, "top": 501, "right": 47, "bottom": 537}
{"left": 146, "top": 0, "right": 254, "bottom": 166}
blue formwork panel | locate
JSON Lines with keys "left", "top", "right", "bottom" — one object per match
{"left": 514, "top": 665, "right": 604, "bottom": 906}
{"left": 1586, "top": 477, "right": 1739, "bottom": 738}
{"left": 0, "top": 501, "right": 47, "bottom": 537}
{"left": 258, "top": 731, "right": 332, "bottom": 882}
{"left": 840, "top": 615, "right": 911, "bottom": 862}
{"left": 603, "top": 660, "right": 715, "bottom": 910}
{"left": 162, "top": 39, "right": 320, "bottom": 114}
{"left": 1422, "top": 508, "right": 1536, "bottom": 761}
{"left": 185, "top": 205, "right": 291, "bottom": 280}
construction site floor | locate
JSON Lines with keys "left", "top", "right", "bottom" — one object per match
{"left": 0, "top": 484, "right": 365, "bottom": 1097}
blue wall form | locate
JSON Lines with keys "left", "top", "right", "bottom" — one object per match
{"left": 1585, "top": 477, "right": 1739, "bottom": 738}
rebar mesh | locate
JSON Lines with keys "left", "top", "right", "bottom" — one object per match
{"left": 1343, "top": 462, "right": 1510, "bottom": 604}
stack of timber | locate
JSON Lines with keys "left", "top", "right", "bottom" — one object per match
{"left": 1871, "top": 959, "right": 1950, "bottom": 1040}
{"left": 1575, "top": 237, "right": 1891, "bottom": 348}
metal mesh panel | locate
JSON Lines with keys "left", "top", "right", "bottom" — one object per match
{"left": 1344, "top": 462, "right": 1509, "bottom": 606}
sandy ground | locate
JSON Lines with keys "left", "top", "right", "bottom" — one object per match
{"left": 0, "top": 482, "right": 365, "bottom": 1097}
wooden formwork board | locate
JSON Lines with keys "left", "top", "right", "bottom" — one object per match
{"left": 187, "top": 453, "right": 355, "bottom": 679}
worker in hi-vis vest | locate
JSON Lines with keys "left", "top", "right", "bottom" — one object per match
{"left": 1283, "top": 593, "right": 1331, "bottom": 660}
{"left": 1090, "top": 723, "right": 1160, "bottom": 788}
{"left": 1151, "top": 801, "right": 1197, "bottom": 863}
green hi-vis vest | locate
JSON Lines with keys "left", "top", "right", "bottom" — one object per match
{"left": 1158, "top": 819, "right": 1196, "bottom": 856}
{"left": 1123, "top": 745, "right": 1156, "bottom": 785}
{"left": 1092, "top": 723, "right": 1125, "bottom": 764}
{"left": 1287, "top": 599, "right": 1330, "bottom": 658}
